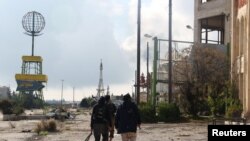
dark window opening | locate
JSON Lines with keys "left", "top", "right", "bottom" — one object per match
{"left": 200, "top": 15, "right": 225, "bottom": 44}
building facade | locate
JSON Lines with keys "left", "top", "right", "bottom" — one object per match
{"left": 194, "top": 0, "right": 250, "bottom": 118}
{"left": 0, "top": 86, "right": 10, "bottom": 100}
{"left": 194, "top": 0, "right": 231, "bottom": 45}
{"left": 231, "top": 0, "right": 250, "bottom": 118}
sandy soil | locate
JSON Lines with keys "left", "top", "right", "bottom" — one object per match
{"left": 0, "top": 110, "right": 208, "bottom": 141}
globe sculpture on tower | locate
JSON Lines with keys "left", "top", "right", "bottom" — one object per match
{"left": 22, "top": 11, "right": 45, "bottom": 56}
{"left": 15, "top": 11, "right": 48, "bottom": 108}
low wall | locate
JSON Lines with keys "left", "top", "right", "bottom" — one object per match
{"left": 212, "top": 117, "right": 247, "bottom": 125}
{"left": 2, "top": 114, "right": 47, "bottom": 121}
{"left": 0, "top": 112, "right": 3, "bottom": 120}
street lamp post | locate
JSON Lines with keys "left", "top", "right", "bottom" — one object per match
{"left": 146, "top": 41, "right": 149, "bottom": 102}
{"left": 152, "top": 37, "right": 158, "bottom": 107}
{"left": 73, "top": 86, "right": 75, "bottom": 106}
{"left": 132, "top": 81, "right": 134, "bottom": 99}
{"left": 61, "top": 80, "right": 64, "bottom": 108}
{"left": 144, "top": 34, "right": 153, "bottom": 103}
{"left": 144, "top": 34, "right": 158, "bottom": 108}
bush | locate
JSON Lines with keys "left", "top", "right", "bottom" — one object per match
{"left": 35, "top": 119, "right": 57, "bottom": 134}
{"left": 12, "top": 106, "right": 24, "bottom": 115}
{"left": 80, "top": 98, "right": 89, "bottom": 108}
{"left": 139, "top": 104, "right": 157, "bottom": 123}
{"left": 226, "top": 105, "right": 242, "bottom": 118}
{"left": 0, "top": 100, "right": 13, "bottom": 114}
{"left": 226, "top": 102, "right": 242, "bottom": 118}
{"left": 35, "top": 122, "right": 43, "bottom": 134}
{"left": 224, "top": 81, "right": 243, "bottom": 118}
{"left": 80, "top": 97, "right": 97, "bottom": 108}
{"left": 158, "top": 103, "right": 180, "bottom": 122}
{"left": 47, "top": 119, "right": 57, "bottom": 131}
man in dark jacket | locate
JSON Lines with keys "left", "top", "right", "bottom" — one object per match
{"left": 115, "top": 93, "right": 141, "bottom": 141}
{"left": 91, "top": 96, "right": 111, "bottom": 141}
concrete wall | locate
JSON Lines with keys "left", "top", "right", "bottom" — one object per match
{"left": 0, "top": 86, "right": 10, "bottom": 100}
{"left": 0, "top": 112, "right": 3, "bottom": 121}
{"left": 194, "top": 0, "right": 231, "bottom": 44}
{"left": 231, "top": 0, "right": 250, "bottom": 118}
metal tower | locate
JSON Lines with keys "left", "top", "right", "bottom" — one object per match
{"left": 15, "top": 11, "right": 47, "bottom": 107}
{"left": 96, "top": 60, "right": 105, "bottom": 98}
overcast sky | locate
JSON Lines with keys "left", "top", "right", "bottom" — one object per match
{"left": 0, "top": 0, "right": 194, "bottom": 101}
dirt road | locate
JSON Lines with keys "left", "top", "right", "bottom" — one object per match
{"left": 0, "top": 111, "right": 207, "bottom": 141}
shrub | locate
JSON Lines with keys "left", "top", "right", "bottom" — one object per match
{"left": 226, "top": 105, "right": 242, "bottom": 118}
{"left": 0, "top": 100, "right": 13, "bottom": 114}
{"left": 80, "top": 98, "right": 89, "bottom": 108}
{"left": 226, "top": 101, "right": 242, "bottom": 118}
{"left": 39, "top": 131, "right": 48, "bottom": 136}
{"left": 158, "top": 103, "right": 180, "bottom": 122}
{"left": 0, "top": 100, "right": 25, "bottom": 115}
{"left": 12, "top": 106, "right": 24, "bottom": 115}
{"left": 47, "top": 119, "right": 57, "bottom": 131}
{"left": 35, "top": 119, "right": 57, "bottom": 134}
{"left": 225, "top": 81, "right": 243, "bottom": 118}
{"left": 80, "top": 97, "right": 97, "bottom": 108}
{"left": 35, "top": 122, "right": 43, "bottom": 134}
{"left": 139, "top": 104, "right": 157, "bottom": 123}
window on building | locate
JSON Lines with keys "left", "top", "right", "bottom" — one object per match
{"left": 201, "top": 0, "right": 213, "bottom": 3}
{"left": 200, "top": 15, "right": 225, "bottom": 44}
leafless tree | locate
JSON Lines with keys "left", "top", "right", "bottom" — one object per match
{"left": 174, "top": 45, "right": 229, "bottom": 116}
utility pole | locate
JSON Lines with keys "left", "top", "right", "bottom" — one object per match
{"left": 61, "top": 80, "right": 64, "bottom": 108}
{"left": 144, "top": 34, "right": 153, "bottom": 103}
{"left": 136, "top": 0, "right": 141, "bottom": 104}
{"left": 168, "top": 0, "right": 173, "bottom": 103}
{"left": 134, "top": 71, "right": 137, "bottom": 100}
{"left": 73, "top": 87, "right": 75, "bottom": 105}
{"left": 147, "top": 42, "right": 149, "bottom": 102}
{"left": 152, "top": 37, "right": 158, "bottom": 107}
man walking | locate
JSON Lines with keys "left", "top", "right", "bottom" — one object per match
{"left": 105, "top": 95, "right": 117, "bottom": 141}
{"left": 91, "top": 96, "right": 111, "bottom": 141}
{"left": 115, "top": 93, "right": 141, "bottom": 141}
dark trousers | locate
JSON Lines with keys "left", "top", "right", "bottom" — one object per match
{"left": 109, "top": 117, "right": 115, "bottom": 138}
{"left": 93, "top": 123, "right": 109, "bottom": 141}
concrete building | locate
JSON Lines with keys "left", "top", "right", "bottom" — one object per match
{"left": 0, "top": 86, "right": 10, "bottom": 100}
{"left": 194, "top": 0, "right": 231, "bottom": 45}
{"left": 231, "top": 0, "right": 250, "bottom": 118}
{"left": 194, "top": 0, "right": 250, "bottom": 118}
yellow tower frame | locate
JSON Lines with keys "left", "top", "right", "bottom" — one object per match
{"left": 15, "top": 56, "right": 48, "bottom": 101}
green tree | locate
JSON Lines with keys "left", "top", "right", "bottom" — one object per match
{"left": 80, "top": 98, "right": 89, "bottom": 107}
{"left": 19, "top": 93, "right": 44, "bottom": 109}
{"left": 80, "top": 97, "right": 96, "bottom": 108}
{"left": 0, "top": 100, "right": 13, "bottom": 114}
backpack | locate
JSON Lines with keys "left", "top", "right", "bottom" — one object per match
{"left": 93, "top": 105, "right": 107, "bottom": 123}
